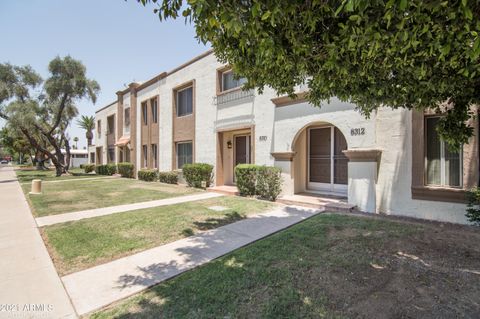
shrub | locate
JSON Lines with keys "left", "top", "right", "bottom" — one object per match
{"left": 466, "top": 187, "right": 480, "bottom": 226}
{"left": 235, "top": 164, "right": 259, "bottom": 196}
{"left": 117, "top": 162, "right": 134, "bottom": 178}
{"left": 138, "top": 169, "right": 158, "bottom": 182}
{"left": 182, "top": 163, "right": 213, "bottom": 188}
{"left": 95, "top": 164, "right": 117, "bottom": 175}
{"left": 256, "top": 166, "right": 282, "bottom": 201}
{"left": 79, "top": 164, "right": 85, "bottom": 169}
{"left": 84, "top": 164, "right": 95, "bottom": 174}
{"left": 158, "top": 171, "right": 178, "bottom": 184}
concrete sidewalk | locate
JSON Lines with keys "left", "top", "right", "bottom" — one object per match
{"left": 36, "top": 192, "right": 224, "bottom": 227}
{"left": 0, "top": 166, "right": 77, "bottom": 319}
{"left": 62, "top": 205, "right": 323, "bottom": 316}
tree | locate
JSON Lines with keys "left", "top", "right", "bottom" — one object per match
{"left": 77, "top": 115, "right": 95, "bottom": 146}
{"left": 0, "top": 57, "right": 100, "bottom": 176}
{"left": 73, "top": 136, "right": 79, "bottom": 149}
{"left": 139, "top": 0, "right": 480, "bottom": 148}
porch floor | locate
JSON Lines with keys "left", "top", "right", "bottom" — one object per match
{"left": 208, "top": 185, "right": 356, "bottom": 213}
{"left": 277, "top": 192, "right": 356, "bottom": 212}
{"left": 207, "top": 185, "right": 239, "bottom": 196}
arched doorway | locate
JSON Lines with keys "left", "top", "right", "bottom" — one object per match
{"left": 292, "top": 123, "right": 349, "bottom": 196}
{"left": 307, "top": 126, "right": 348, "bottom": 194}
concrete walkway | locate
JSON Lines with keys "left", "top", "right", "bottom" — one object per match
{"left": 0, "top": 166, "right": 77, "bottom": 319}
{"left": 62, "top": 205, "right": 323, "bottom": 316}
{"left": 36, "top": 192, "right": 224, "bottom": 227}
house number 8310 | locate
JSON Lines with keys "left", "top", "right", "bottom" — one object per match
{"left": 350, "top": 128, "right": 365, "bottom": 136}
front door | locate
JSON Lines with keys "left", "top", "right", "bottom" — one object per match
{"left": 234, "top": 135, "right": 251, "bottom": 166}
{"left": 308, "top": 127, "right": 348, "bottom": 194}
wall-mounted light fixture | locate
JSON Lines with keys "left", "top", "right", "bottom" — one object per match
{"left": 227, "top": 140, "right": 232, "bottom": 149}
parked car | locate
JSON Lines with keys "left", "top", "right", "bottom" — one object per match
{"left": 0, "top": 160, "right": 8, "bottom": 164}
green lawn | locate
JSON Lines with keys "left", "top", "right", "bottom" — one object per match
{"left": 43, "top": 196, "right": 276, "bottom": 275}
{"left": 90, "top": 214, "right": 480, "bottom": 319}
{"left": 16, "top": 167, "right": 102, "bottom": 183}
{"left": 22, "top": 178, "right": 201, "bottom": 217}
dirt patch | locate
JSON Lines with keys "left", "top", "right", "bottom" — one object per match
{"left": 313, "top": 219, "right": 480, "bottom": 318}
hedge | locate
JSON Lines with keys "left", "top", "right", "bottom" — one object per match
{"left": 466, "top": 187, "right": 480, "bottom": 226}
{"left": 138, "top": 169, "right": 158, "bottom": 182}
{"left": 96, "top": 163, "right": 117, "bottom": 175}
{"left": 182, "top": 163, "right": 213, "bottom": 189}
{"left": 256, "top": 166, "right": 282, "bottom": 201}
{"left": 117, "top": 162, "right": 134, "bottom": 178}
{"left": 235, "top": 164, "right": 282, "bottom": 201}
{"left": 84, "top": 164, "right": 95, "bottom": 174}
{"left": 235, "top": 164, "right": 259, "bottom": 196}
{"left": 158, "top": 171, "right": 178, "bottom": 184}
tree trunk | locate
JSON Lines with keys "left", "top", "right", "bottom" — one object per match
{"left": 86, "top": 131, "right": 93, "bottom": 146}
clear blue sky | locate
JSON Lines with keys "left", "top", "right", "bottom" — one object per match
{"left": 0, "top": 0, "right": 210, "bottom": 149}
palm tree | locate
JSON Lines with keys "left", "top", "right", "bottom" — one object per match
{"left": 73, "top": 137, "right": 79, "bottom": 149}
{"left": 76, "top": 115, "right": 95, "bottom": 146}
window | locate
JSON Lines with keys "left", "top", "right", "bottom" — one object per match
{"left": 176, "top": 142, "right": 192, "bottom": 169}
{"left": 151, "top": 144, "right": 158, "bottom": 168}
{"left": 108, "top": 147, "right": 115, "bottom": 163}
{"left": 176, "top": 86, "right": 193, "bottom": 117}
{"left": 90, "top": 152, "right": 95, "bottom": 164}
{"left": 97, "top": 120, "right": 101, "bottom": 137}
{"left": 124, "top": 108, "right": 130, "bottom": 126}
{"left": 142, "top": 145, "right": 148, "bottom": 168}
{"left": 107, "top": 115, "right": 115, "bottom": 134}
{"left": 142, "top": 102, "right": 148, "bottom": 125}
{"left": 151, "top": 98, "right": 158, "bottom": 123}
{"left": 425, "top": 117, "right": 462, "bottom": 187}
{"left": 221, "top": 70, "right": 246, "bottom": 92}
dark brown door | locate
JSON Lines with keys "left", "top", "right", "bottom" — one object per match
{"left": 309, "top": 128, "right": 331, "bottom": 184}
{"left": 235, "top": 135, "right": 251, "bottom": 166}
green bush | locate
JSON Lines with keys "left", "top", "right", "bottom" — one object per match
{"left": 84, "top": 164, "right": 95, "bottom": 174}
{"left": 138, "top": 169, "right": 158, "bottom": 182}
{"left": 182, "top": 163, "right": 213, "bottom": 188}
{"left": 95, "top": 164, "right": 117, "bottom": 175}
{"left": 158, "top": 171, "right": 178, "bottom": 184}
{"left": 79, "top": 164, "right": 85, "bottom": 169}
{"left": 256, "top": 166, "right": 282, "bottom": 201}
{"left": 117, "top": 162, "right": 134, "bottom": 178}
{"left": 235, "top": 164, "right": 259, "bottom": 196}
{"left": 466, "top": 187, "right": 480, "bottom": 226}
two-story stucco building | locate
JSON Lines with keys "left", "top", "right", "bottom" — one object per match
{"left": 92, "top": 50, "right": 478, "bottom": 224}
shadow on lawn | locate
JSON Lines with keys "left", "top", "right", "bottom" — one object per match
{"left": 193, "top": 211, "right": 246, "bottom": 230}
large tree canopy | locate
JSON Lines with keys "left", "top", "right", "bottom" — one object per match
{"left": 0, "top": 57, "right": 99, "bottom": 176}
{"left": 140, "top": 0, "right": 480, "bottom": 148}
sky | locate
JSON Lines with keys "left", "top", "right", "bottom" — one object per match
{"left": 0, "top": 0, "right": 210, "bottom": 149}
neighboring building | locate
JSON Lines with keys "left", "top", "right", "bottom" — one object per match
{"left": 93, "top": 50, "right": 478, "bottom": 224}
{"left": 51, "top": 149, "right": 89, "bottom": 168}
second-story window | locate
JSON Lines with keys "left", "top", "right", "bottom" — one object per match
{"left": 221, "top": 69, "right": 246, "bottom": 92}
{"left": 176, "top": 86, "right": 193, "bottom": 117}
{"left": 107, "top": 115, "right": 115, "bottom": 134}
{"left": 97, "top": 120, "right": 101, "bottom": 137}
{"left": 142, "top": 102, "right": 148, "bottom": 125}
{"left": 151, "top": 98, "right": 158, "bottom": 123}
{"left": 124, "top": 108, "right": 130, "bottom": 126}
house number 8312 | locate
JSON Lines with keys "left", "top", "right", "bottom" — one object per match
{"left": 350, "top": 128, "right": 365, "bottom": 136}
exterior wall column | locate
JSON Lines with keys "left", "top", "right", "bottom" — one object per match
{"left": 116, "top": 92, "right": 124, "bottom": 164}
{"left": 129, "top": 83, "right": 139, "bottom": 172}
{"left": 343, "top": 149, "right": 382, "bottom": 213}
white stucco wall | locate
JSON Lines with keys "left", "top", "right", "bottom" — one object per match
{"left": 94, "top": 102, "right": 117, "bottom": 164}
{"left": 94, "top": 51, "right": 473, "bottom": 224}
{"left": 375, "top": 108, "right": 468, "bottom": 224}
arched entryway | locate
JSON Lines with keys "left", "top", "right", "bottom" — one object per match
{"left": 292, "top": 123, "right": 349, "bottom": 196}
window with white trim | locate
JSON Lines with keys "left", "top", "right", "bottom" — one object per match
{"left": 142, "top": 145, "right": 148, "bottom": 168}
{"left": 151, "top": 98, "right": 158, "bottom": 123}
{"left": 176, "top": 141, "right": 192, "bottom": 169}
{"left": 176, "top": 86, "right": 193, "bottom": 117}
{"left": 425, "top": 117, "right": 462, "bottom": 187}
{"left": 142, "top": 102, "right": 148, "bottom": 125}
{"left": 221, "top": 69, "right": 246, "bottom": 92}
{"left": 151, "top": 144, "right": 158, "bottom": 169}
